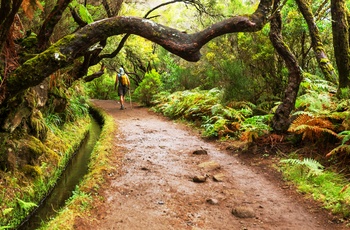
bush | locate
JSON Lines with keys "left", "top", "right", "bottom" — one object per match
{"left": 134, "top": 69, "right": 163, "bottom": 106}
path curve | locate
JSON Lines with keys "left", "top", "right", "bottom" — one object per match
{"left": 85, "top": 100, "right": 346, "bottom": 230}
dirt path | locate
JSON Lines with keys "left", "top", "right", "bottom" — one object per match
{"left": 86, "top": 99, "right": 347, "bottom": 230}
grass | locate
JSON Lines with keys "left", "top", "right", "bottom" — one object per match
{"left": 279, "top": 157, "right": 350, "bottom": 219}
{"left": 39, "top": 104, "right": 117, "bottom": 229}
{"left": 0, "top": 116, "right": 90, "bottom": 229}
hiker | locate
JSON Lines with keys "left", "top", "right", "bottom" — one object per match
{"left": 114, "top": 67, "right": 130, "bottom": 110}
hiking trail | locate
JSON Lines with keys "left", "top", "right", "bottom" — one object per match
{"left": 77, "top": 99, "right": 347, "bottom": 230}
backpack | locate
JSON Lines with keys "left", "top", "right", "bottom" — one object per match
{"left": 120, "top": 74, "right": 129, "bottom": 86}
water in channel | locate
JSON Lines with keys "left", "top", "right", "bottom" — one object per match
{"left": 18, "top": 116, "right": 101, "bottom": 230}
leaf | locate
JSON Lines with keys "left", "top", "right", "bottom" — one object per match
{"left": 17, "top": 198, "right": 37, "bottom": 211}
{"left": 2, "top": 208, "right": 13, "bottom": 215}
{"left": 338, "top": 130, "right": 350, "bottom": 145}
{"left": 78, "top": 5, "right": 94, "bottom": 24}
{"left": 288, "top": 114, "right": 338, "bottom": 141}
{"left": 280, "top": 158, "right": 324, "bottom": 177}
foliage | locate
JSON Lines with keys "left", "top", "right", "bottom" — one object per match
{"left": 69, "top": 0, "right": 94, "bottom": 24}
{"left": 279, "top": 157, "right": 350, "bottom": 218}
{"left": 280, "top": 158, "right": 324, "bottom": 177}
{"left": 41, "top": 105, "right": 117, "bottom": 229}
{"left": 17, "top": 198, "right": 38, "bottom": 213}
{"left": 326, "top": 131, "right": 350, "bottom": 158}
{"left": 85, "top": 73, "right": 117, "bottom": 100}
{"left": 152, "top": 88, "right": 271, "bottom": 139}
{"left": 0, "top": 117, "right": 90, "bottom": 228}
{"left": 296, "top": 75, "right": 337, "bottom": 114}
{"left": 291, "top": 75, "right": 350, "bottom": 164}
{"left": 157, "top": 49, "right": 195, "bottom": 92}
{"left": 288, "top": 114, "right": 338, "bottom": 142}
{"left": 240, "top": 115, "right": 273, "bottom": 142}
{"left": 65, "top": 82, "right": 90, "bottom": 121}
{"left": 134, "top": 69, "right": 163, "bottom": 106}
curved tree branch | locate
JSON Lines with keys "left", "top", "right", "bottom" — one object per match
{"left": 70, "top": 7, "right": 88, "bottom": 28}
{"left": 1, "top": 0, "right": 273, "bottom": 105}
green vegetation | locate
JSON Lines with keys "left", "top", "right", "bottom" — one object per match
{"left": 280, "top": 158, "right": 350, "bottom": 218}
{"left": 152, "top": 88, "right": 272, "bottom": 140}
{"left": 1, "top": 0, "right": 350, "bottom": 228}
{"left": 0, "top": 83, "right": 91, "bottom": 228}
{"left": 40, "top": 103, "right": 117, "bottom": 230}
{"left": 134, "top": 69, "right": 163, "bottom": 106}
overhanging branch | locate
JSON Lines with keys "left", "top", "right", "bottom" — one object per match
{"left": 2, "top": 0, "right": 273, "bottom": 105}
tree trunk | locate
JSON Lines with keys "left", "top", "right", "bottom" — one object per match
{"left": 269, "top": 1, "right": 302, "bottom": 133}
{"left": 331, "top": 0, "right": 350, "bottom": 91}
{"left": 295, "top": 0, "right": 338, "bottom": 83}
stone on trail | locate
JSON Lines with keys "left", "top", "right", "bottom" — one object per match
{"left": 213, "top": 173, "right": 226, "bottom": 182}
{"left": 206, "top": 198, "right": 219, "bottom": 205}
{"left": 192, "top": 175, "right": 207, "bottom": 183}
{"left": 192, "top": 149, "right": 208, "bottom": 155}
{"left": 232, "top": 206, "right": 255, "bottom": 218}
{"left": 198, "top": 161, "right": 221, "bottom": 171}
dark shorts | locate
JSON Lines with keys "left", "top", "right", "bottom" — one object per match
{"left": 118, "top": 85, "right": 128, "bottom": 96}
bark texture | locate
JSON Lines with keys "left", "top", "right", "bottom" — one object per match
{"left": 331, "top": 0, "right": 350, "bottom": 90}
{"left": 269, "top": 1, "right": 302, "bottom": 133}
{"left": 295, "top": 0, "right": 337, "bottom": 83}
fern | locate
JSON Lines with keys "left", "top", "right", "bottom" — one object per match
{"left": 288, "top": 114, "right": 338, "bottom": 141}
{"left": 326, "top": 131, "right": 350, "bottom": 157}
{"left": 280, "top": 158, "right": 324, "bottom": 177}
{"left": 2, "top": 208, "right": 13, "bottom": 216}
{"left": 17, "top": 198, "right": 37, "bottom": 211}
{"left": 339, "top": 131, "right": 350, "bottom": 145}
{"left": 326, "top": 145, "right": 350, "bottom": 157}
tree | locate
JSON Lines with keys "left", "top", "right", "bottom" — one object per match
{"left": 331, "top": 0, "right": 350, "bottom": 91}
{"left": 0, "top": 0, "right": 273, "bottom": 119}
{"left": 269, "top": 0, "right": 302, "bottom": 132}
{"left": 295, "top": 0, "right": 337, "bottom": 83}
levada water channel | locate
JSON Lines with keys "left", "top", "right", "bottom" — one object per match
{"left": 17, "top": 114, "right": 102, "bottom": 230}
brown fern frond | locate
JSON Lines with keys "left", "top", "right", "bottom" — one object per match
{"left": 326, "top": 145, "right": 350, "bottom": 157}
{"left": 1, "top": 15, "right": 24, "bottom": 84}
{"left": 305, "top": 117, "right": 334, "bottom": 129}
{"left": 289, "top": 115, "right": 338, "bottom": 141}
{"left": 289, "top": 115, "right": 335, "bottom": 131}
{"left": 289, "top": 114, "right": 313, "bottom": 130}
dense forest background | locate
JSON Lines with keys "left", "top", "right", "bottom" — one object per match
{"left": 1, "top": 0, "right": 350, "bottom": 228}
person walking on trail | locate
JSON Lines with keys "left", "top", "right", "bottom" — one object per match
{"left": 114, "top": 67, "right": 130, "bottom": 110}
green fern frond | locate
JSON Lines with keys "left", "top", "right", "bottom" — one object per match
{"left": 280, "top": 158, "right": 324, "bottom": 177}
{"left": 339, "top": 131, "right": 350, "bottom": 145}
{"left": 2, "top": 208, "right": 13, "bottom": 215}
{"left": 17, "top": 198, "right": 37, "bottom": 211}
{"left": 324, "top": 111, "right": 350, "bottom": 120}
